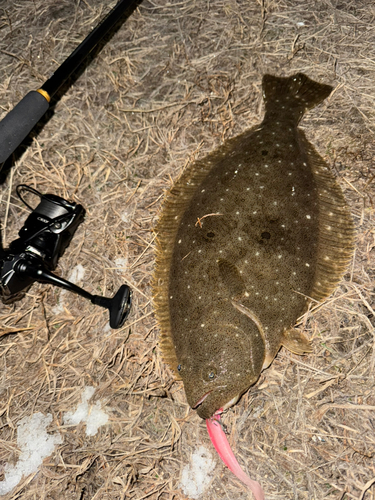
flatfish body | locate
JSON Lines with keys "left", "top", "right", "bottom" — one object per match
{"left": 153, "top": 73, "right": 354, "bottom": 420}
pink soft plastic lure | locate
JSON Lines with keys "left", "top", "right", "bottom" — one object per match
{"left": 206, "top": 411, "right": 265, "bottom": 500}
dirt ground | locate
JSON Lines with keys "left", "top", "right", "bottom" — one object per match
{"left": 0, "top": 0, "right": 374, "bottom": 499}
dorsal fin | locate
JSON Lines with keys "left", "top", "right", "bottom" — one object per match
{"left": 299, "top": 133, "right": 355, "bottom": 302}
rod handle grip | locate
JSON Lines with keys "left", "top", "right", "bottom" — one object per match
{"left": 0, "top": 90, "right": 50, "bottom": 163}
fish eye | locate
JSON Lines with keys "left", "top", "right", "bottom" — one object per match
{"left": 177, "top": 364, "right": 182, "bottom": 372}
{"left": 203, "top": 367, "right": 217, "bottom": 381}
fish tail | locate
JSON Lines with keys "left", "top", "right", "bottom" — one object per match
{"left": 262, "top": 73, "right": 333, "bottom": 121}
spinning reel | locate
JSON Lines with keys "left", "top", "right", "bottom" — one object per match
{"left": 0, "top": 185, "right": 132, "bottom": 329}
{"left": 0, "top": 1, "right": 138, "bottom": 328}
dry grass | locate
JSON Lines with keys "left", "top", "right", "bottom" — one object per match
{"left": 0, "top": 0, "right": 374, "bottom": 499}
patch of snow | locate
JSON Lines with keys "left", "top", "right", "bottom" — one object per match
{"left": 68, "top": 264, "right": 85, "bottom": 284}
{"left": 52, "top": 264, "right": 85, "bottom": 313}
{"left": 0, "top": 413, "right": 62, "bottom": 495}
{"left": 179, "top": 446, "right": 216, "bottom": 499}
{"left": 120, "top": 210, "right": 131, "bottom": 223}
{"left": 114, "top": 257, "right": 128, "bottom": 270}
{"left": 103, "top": 322, "right": 112, "bottom": 335}
{"left": 63, "top": 386, "right": 109, "bottom": 436}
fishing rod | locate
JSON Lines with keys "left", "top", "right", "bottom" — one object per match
{"left": 0, "top": 0, "right": 140, "bottom": 328}
{"left": 0, "top": 0, "right": 139, "bottom": 165}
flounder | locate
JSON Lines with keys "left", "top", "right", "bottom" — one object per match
{"left": 153, "top": 73, "right": 354, "bottom": 421}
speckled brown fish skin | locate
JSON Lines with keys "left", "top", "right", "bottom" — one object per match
{"left": 153, "top": 73, "right": 354, "bottom": 419}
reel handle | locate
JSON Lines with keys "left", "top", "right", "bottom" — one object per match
{"left": 17, "top": 259, "right": 132, "bottom": 329}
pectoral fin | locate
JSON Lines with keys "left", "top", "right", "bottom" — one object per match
{"left": 231, "top": 300, "right": 266, "bottom": 344}
{"left": 281, "top": 328, "right": 312, "bottom": 355}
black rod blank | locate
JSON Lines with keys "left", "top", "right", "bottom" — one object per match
{"left": 0, "top": 0, "right": 138, "bottom": 165}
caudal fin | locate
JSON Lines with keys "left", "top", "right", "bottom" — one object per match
{"left": 262, "top": 73, "right": 333, "bottom": 120}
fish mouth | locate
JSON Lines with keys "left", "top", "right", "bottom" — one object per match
{"left": 192, "top": 390, "right": 213, "bottom": 409}
{"left": 193, "top": 390, "right": 241, "bottom": 419}
{"left": 192, "top": 386, "right": 240, "bottom": 415}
